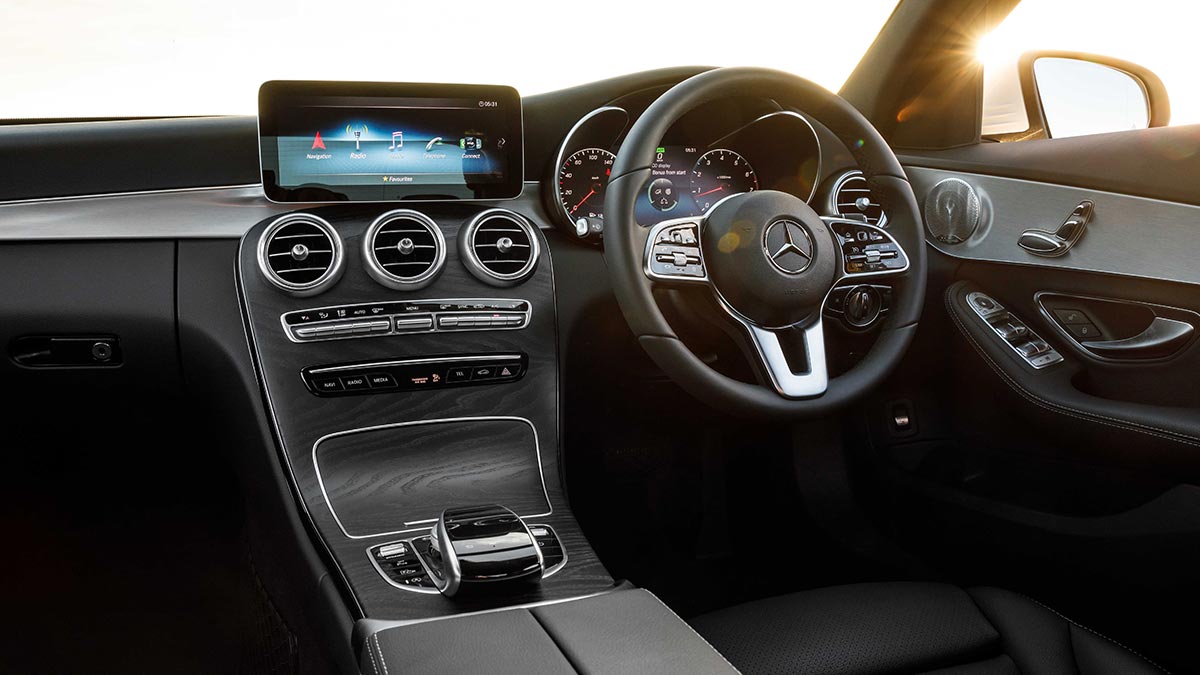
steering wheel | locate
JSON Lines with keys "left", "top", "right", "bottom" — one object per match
{"left": 603, "top": 67, "right": 927, "bottom": 418}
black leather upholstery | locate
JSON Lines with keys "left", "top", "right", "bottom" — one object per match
{"left": 690, "top": 582, "right": 1165, "bottom": 675}
{"left": 357, "top": 589, "right": 738, "bottom": 674}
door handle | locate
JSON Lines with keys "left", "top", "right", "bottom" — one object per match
{"left": 1019, "top": 200, "right": 1093, "bottom": 258}
{"left": 1079, "top": 317, "right": 1194, "bottom": 359}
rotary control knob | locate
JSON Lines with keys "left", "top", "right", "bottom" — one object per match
{"left": 843, "top": 285, "right": 883, "bottom": 328}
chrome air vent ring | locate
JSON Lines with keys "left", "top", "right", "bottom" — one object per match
{"left": 363, "top": 210, "right": 447, "bottom": 291}
{"left": 256, "top": 213, "right": 344, "bottom": 296}
{"left": 830, "top": 170, "right": 887, "bottom": 227}
{"left": 459, "top": 208, "right": 540, "bottom": 287}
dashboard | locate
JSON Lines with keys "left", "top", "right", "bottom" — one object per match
{"left": 0, "top": 69, "right": 896, "bottom": 625}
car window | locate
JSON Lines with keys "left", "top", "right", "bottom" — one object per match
{"left": 0, "top": 0, "right": 899, "bottom": 119}
{"left": 978, "top": 0, "right": 1199, "bottom": 139}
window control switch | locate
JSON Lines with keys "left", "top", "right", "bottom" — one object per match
{"left": 1017, "top": 340, "right": 1051, "bottom": 358}
{"left": 993, "top": 320, "right": 1029, "bottom": 342}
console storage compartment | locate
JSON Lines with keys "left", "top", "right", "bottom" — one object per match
{"left": 354, "top": 589, "right": 737, "bottom": 674}
{"left": 314, "top": 417, "right": 551, "bottom": 538}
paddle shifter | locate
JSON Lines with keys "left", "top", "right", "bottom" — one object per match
{"left": 412, "top": 504, "right": 544, "bottom": 597}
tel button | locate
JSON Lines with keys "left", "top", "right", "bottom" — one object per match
{"left": 446, "top": 367, "right": 472, "bottom": 383}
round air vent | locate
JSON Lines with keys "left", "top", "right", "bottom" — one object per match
{"left": 830, "top": 171, "right": 887, "bottom": 227}
{"left": 924, "top": 178, "right": 982, "bottom": 244}
{"left": 256, "top": 214, "right": 344, "bottom": 296}
{"left": 363, "top": 210, "right": 447, "bottom": 290}
{"left": 459, "top": 209, "right": 540, "bottom": 287}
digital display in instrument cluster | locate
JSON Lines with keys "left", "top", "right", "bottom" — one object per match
{"left": 635, "top": 145, "right": 758, "bottom": 226}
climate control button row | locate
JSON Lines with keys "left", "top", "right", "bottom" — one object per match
{"left": 282, "top": 299, "right": 530, "bottom": 342}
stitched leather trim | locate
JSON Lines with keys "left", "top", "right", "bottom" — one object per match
{"left": 1013, "top": 592, "right": 1171, "bottom": 675}
{"left": 944, "top": 285, "right": 1200, "bottom": 449}
{"left": 372, "top": 633, "right": 390, "bottom": 675}
{"left": 364, "top": 636, "right": 380, "bottom": 675}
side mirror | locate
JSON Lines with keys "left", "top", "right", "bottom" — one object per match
{"left": 1019, "top": 51, "right": 1170, "bottom": 139}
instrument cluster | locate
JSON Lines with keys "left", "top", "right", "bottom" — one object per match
{"left": 547, "top": 103, "right": 822, "bottom": 242}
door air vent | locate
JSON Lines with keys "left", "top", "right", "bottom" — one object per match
{"left": 459, "top": 209, "right": 540, "bottom": 287}
{"left": 363, "top": 210, "right": 447, "bottom": 290}
{"left": 831, "top": 171, "right": 887, "bottom": 227}
{"left": 257, "top": 214, "right": 344, "bottom": 296}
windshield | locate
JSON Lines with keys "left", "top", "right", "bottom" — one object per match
{"left": 3, "top": 0, "right": 899, "bottom": 119}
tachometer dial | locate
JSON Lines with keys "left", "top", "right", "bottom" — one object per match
{"left": 690, "top": 149, "right": 758, "bottom": 212}
{"left": 558, "top": 147, "right": 616, "bottom": 236}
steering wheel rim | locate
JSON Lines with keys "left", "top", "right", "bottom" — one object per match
{"left": 602, "top": 67, "right": 927, "bottom": 418}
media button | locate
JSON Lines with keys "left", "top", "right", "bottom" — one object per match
{"left": 367, "top": 373, "right": 397, "bottom": 389}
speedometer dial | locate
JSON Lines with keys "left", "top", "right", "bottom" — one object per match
{"left": 558, "top": 147, "right": 616, "bottom": 236}
{"left": 690, "top": 149, "right": 758, "bottom": 212}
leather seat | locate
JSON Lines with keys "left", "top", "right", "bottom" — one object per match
{"left": 690, "top": 582, "right": 1164, "bottom": 675}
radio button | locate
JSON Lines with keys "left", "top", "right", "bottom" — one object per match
{"left": 341, "top": 374, "right": 370, "bottom": 390}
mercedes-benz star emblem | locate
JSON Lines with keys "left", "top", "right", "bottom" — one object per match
{"left": 763, "top": 219, "right": 814, "bottom": 274}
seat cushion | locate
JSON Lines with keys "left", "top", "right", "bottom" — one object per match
{"left": 689, "top": 582, "right": 1164, "bottom": 675}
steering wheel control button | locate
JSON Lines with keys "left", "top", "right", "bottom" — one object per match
{"left": 831, "top": 221, "right": 908, "bottom": 276}
{"left": 303, "top": 354, "right": 528, "bottom": 396}
{"left": 647, "top": 221, "right": 707, "bottom": 281}
{"left": 966, "top": 290, "right": 1063, "bottom": 369}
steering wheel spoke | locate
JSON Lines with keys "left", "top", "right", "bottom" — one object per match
{"left": 736, "top": 317, "right": 829, "bottom": 398}
{"left": 643, "top": 217, "right": 709, "bottom": 286}
{"left": 822, "top": 216, "right": 911, "bottom": 282}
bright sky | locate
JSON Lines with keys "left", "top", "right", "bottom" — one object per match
{"left": 978, "top": 0, "right": 1200, "bottom": 126}
{"left": 1, "top": 0, "right": 898, "bottom": 118}
{"left": 4, "top": 1, "right": 1197, "bottom": 127}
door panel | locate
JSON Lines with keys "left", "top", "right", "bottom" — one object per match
{"left": 905, "top": 166, "right": 1200, "bottom": 286}
{"left": 855, "top": 136, "right": 1200, "bottom": 673}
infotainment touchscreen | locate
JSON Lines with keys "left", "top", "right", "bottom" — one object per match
{"left": 259, "top": 81, "right": 523, "bottom": 202}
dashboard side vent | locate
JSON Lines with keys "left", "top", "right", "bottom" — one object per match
{"left": 257, "top": 214, "right": 344, "bottom": 296}
{"left": 459, "top": 209, "right": 540, "bottom": 287}
{"left": 363, "top": 210, "right": 447, "bottom": 290}
{"left": 831, "top": 171, "right": 887, "bottom": 227}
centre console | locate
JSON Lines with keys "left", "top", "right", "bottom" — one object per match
{"left": 237, "top": 190, "right": 614, "bottom": 621}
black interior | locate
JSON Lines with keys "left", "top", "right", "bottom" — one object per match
{"left": 3, "top": 1, "right": 1199, "bottom": 673}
